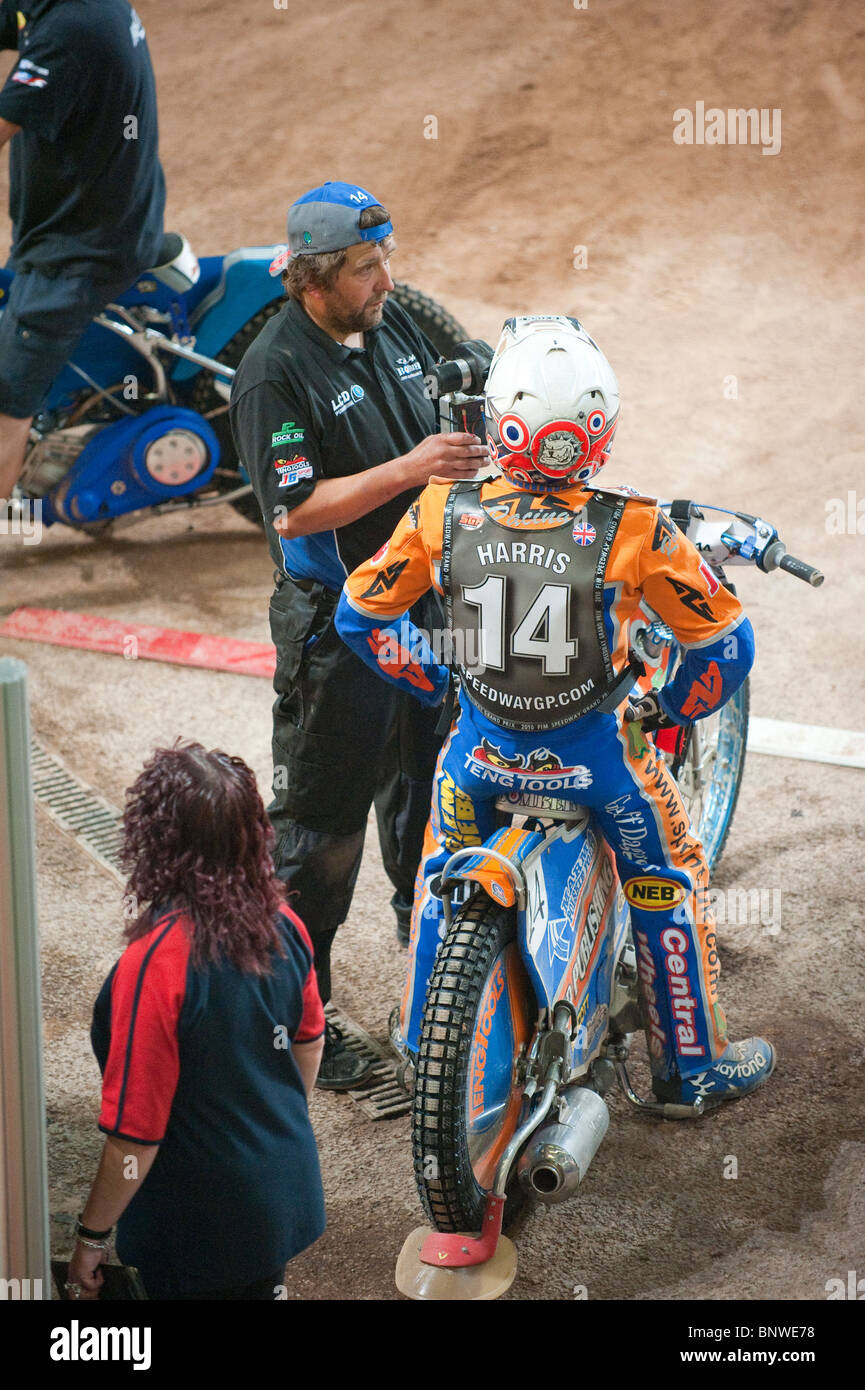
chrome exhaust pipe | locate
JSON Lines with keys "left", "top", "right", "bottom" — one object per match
{"left": 517, "top": 1085, "right": 609, "bottom": 1204}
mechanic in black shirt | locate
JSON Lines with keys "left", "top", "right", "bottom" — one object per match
{"left": 230, "top": 181, "right": 486, "bottom": 1088}
{"left": 0, "top": 0, "right": 165, "bottom": 502}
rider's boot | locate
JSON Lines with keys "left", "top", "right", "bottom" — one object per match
{"left": 626, "top": 877, "right": 775, "bottom": 1108}
{"left": 652, "top": 1036, "right": 776, "bottom": 1105}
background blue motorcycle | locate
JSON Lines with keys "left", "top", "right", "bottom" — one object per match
{"left": 0, "top": 233, "right": 467, "bottom": 534}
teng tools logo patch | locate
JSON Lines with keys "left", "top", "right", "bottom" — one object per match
{"left": 469, "top": 960, "right": 506, "bottom": 1124}
{"left": 274, "top": 456, "right": 313, "bottom": 488}
{"left": 474, "top": 739, "right": 564, "bottom": 773}
{"left": 463, "top": 738, "right": 592, "bottom": 792}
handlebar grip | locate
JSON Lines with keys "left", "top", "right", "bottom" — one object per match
{"left": 761, "top": 540, "right": 824, "bottom": 586}
{"left": 778, "top": 553, "right": 824, "bottom": 587}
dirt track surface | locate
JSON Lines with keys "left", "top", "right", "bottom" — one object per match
{"left": 2, "top": 0, "right": 864, "bottom": 1303}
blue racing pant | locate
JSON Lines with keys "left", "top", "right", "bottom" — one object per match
{"left": 399, "top": 702, "right": 729, "bottom": 1083}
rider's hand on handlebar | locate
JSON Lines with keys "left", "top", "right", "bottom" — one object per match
{"left": 400, "top": 433, "right": 489, "bottom": 488}
{"left": 624, "top": 689, "right": 679, "bottom": 733}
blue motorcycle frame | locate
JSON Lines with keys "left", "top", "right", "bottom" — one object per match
{"left": 0, "top": 243, "right": 281, "bottom": 527}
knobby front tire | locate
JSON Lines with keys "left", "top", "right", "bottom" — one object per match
{"left": 412, "top": 895, "right": 535, "bottom": 1234}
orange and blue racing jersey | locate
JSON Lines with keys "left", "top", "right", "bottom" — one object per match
{"left": 335, "top": 474, "right": 754, "bottom": 738}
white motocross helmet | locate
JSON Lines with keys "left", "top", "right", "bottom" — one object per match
{"left": 484, "top": 315, "right": 620, "bottom": 491}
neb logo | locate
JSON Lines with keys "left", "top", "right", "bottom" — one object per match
{"left": 624, "top": 877, "right": 687, "bottom": 910}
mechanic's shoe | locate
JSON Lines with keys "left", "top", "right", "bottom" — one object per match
{"left": 395, "top": 909, "right": 411, "bottom": 948}
{"left": 315, "top": 1020, "right": 377, "bottom": 1091}
{"left": 652, "top": 1037, "right": 776, "bottom": 1106}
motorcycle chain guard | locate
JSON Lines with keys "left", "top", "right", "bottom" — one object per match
{"left": 39, "top": 406, "right": 221, "bottom": 527}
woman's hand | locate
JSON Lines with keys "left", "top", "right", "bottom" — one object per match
{"left": 65, "top": 1241, "right": 106, "bottom": 1301}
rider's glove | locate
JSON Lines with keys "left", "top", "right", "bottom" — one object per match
{"left": 624, "top": 689, "right": 679, "bottom": 732}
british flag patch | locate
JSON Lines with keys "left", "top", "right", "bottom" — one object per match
{"left": 572, "top": 519, "right": 597, "bottom": 546}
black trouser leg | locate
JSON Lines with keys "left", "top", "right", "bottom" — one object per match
{"left": 268, "top": 578, "right": 401, "bottom": 1002}
{"left": 271, "top": 821, "right": 365, "bottom": 1003}
{"left": 373, "top": 687, "right": 442, "bottom": 930}
{"left": 372, "top": 590, "right": 447, "bottom": 928}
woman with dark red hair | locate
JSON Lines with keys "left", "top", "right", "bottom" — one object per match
{"left": 65, "top": 742, "right": 326, "bottom": 1301}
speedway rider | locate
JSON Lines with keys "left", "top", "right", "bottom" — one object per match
{"left": 334, "top": 316, "right": 775, "bottom": 1106}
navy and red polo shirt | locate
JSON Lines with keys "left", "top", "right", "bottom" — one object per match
{"left": 91, "top": 903, "right": 326, "bottom": 1295}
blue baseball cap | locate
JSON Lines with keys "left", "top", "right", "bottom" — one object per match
{"left": 286, "top": 181, "right": 393, "bottom": 256}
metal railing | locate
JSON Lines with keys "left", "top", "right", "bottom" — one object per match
{"left": 0, "top": 659, "right": 49, "bottom": 1299}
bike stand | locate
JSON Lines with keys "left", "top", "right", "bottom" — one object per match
{"left": 395, "top": 1014, "right": 575, "bottom": 1300}
{"left": 395, "top": 1196, "right": 517, "bottom": 1301}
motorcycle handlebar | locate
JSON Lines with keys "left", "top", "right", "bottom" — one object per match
{"left": 761, "top": 540, "right": 824, "bottom": 587}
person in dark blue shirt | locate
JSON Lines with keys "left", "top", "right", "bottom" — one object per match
{"left": 0, "top": 0, "right": 166, "bottom": 502}
{"left": 64, "top": 742, "right": 326, "bottom": 1301}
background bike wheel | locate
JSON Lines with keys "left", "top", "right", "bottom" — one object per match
{"left": 188, "top": 285, "right": 469, "bottom": 527}
{"left": 187, "top": 301, "right": 282, "bottom": 526}
{"left": 670, "top": 676, "right": 749, "bottom": 872}
{"left": 412, "top": 895, "right": 536, "bottom": 1234}
{"left": 389, "top": 283, "right": 468, "bottom": 359}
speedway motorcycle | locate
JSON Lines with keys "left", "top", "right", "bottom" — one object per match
{"left": 396, "top": 369, "right": 824, "bottom": 1297}
{"left": 0, "top": 233, "right": 467, "bottom": 534}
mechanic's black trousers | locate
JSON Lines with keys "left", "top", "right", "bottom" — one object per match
{"left": 268, "top": 575, "right": 444, "bottom": 1003}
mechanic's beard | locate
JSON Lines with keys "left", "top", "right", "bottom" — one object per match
{"left": 327, "top": 295, "right": 386, "bottom": 338}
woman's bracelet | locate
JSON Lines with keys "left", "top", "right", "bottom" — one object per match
{"left": 76, "top": 1215, "right": 114, "bottom": 1242}
{"left": 76, "top": 1234, "right": 111, "bottom": 1251}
